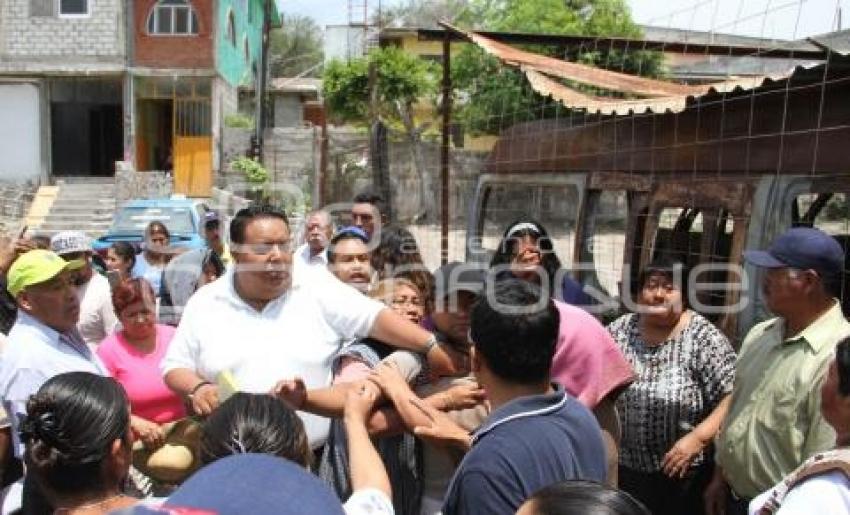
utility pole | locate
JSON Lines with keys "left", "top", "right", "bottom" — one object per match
{"left": 256, "top": 0, "right": 273, "bottom": 160}
{"left": 439, "top": 29, "right": 451, "bottom": 265}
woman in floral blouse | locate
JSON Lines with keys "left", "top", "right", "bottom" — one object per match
{"left": 607, "top": 258, "right": 736, "bottom": 515}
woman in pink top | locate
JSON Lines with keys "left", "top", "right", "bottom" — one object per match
{"left": 97, "top": 278, "right": 186, "bottom": 449}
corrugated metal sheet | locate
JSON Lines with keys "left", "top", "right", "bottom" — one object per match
{"left": 443, "top": 22, "right": 801, "bottom": 114}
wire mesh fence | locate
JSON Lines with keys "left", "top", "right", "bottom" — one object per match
{"left": 331, "top": 0, "right": 850, "bottom": 342}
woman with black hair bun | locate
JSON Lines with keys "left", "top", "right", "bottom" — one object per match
{"left": 20, "top": 371, "right": 137, "bottom": 514}
{"left": 199, "top": 392, "right": 312, "bottom": 468}
{"left": 517, "top": 480, "right": 650, "bottom": 515}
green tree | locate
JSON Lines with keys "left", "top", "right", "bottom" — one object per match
{"left": 452, "top": 0, "right": 664, "bottom": 135}
{"left": 269, "top": 14, "right": 323, "bottom": 78}
{"left": 323, "top": 47, "right": 440, "bottom": 219}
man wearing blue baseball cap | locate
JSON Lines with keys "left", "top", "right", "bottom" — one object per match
{"left": 327, "top": 226, "right": 374, "bottom": 294}
{"left": 203, "top": 211, "right": 232, "bottom": 266}
{"left": 705, "top": 227, "right": 850, "bottom": 515}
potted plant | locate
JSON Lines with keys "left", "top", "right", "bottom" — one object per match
{"left": 230, "top": 156, "right": 269, "bottom": 203}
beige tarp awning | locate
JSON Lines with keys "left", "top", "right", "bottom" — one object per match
{"left": 442, "top": 22, "right": 790, "bottom": 114}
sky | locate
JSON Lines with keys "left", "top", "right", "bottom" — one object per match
{"left": 276, "top": 0, "right": 850, "bottom": 40}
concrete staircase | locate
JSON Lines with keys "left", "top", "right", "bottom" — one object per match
{"left": 28, "top": 178, "right": 117, "bottom": 238}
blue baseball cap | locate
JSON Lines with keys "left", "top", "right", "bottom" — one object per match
{"left": 162, "top": 454, "right": 345, "bottom": 515}
{"left": 203, "top": 211, "right": 220, "bottom": 225}
{"left": 743, "top": 227, "right": 845, "bottom": 277}
{"left": 331, "top": 225, "right": 369, "bottom": 244}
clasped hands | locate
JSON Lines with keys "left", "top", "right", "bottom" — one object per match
{"left": 272, "top": 363, "right": 483, "bottom": 452}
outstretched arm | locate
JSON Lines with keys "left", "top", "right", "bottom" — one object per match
{"left": 344, "top": 385, "right": 391, "bottom": 499}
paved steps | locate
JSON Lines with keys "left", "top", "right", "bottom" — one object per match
{"left": 29, "top": 178, "right": 117, "bottom": 238}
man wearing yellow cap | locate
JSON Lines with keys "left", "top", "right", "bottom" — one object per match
{"left": 0, "top": 250, "right": 108, "bottom": 463}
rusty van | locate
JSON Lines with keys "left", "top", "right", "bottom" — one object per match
{"left": 465, "top": 55, "right": 850, "bottom": 345}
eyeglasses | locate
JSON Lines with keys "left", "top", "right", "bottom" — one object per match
{"left": 391, "top": 296, "right": 422, "bottom": 308}
{"left": 122, "top": 310, "right": 154, "bottom": 323}
{"left": 242, "top": 241, "right": 293, "bottom": 256}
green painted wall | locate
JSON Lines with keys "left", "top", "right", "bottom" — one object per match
{"left": 216, "top": 0, "right": 267, "bottom": 87}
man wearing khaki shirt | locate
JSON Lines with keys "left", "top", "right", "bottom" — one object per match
{"left": 705, "top": 227, "right": 850, "bottom": 515}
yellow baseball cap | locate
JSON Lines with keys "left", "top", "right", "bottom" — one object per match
{"left": 7, "top": 249, "right": 85, "bottom": 297}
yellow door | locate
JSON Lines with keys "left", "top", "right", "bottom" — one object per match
{"left": 173, "top": 100, "right": 212, "bottom": 197}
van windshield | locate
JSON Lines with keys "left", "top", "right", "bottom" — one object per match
{"left": 111, "top": 206, "right": 195, "bottom": 235}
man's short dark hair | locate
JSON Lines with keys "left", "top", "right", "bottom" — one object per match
{"left": 470, "top": 278, "right": 559, "bottom": 385}
{"left": 326, "top": 227, "right": 370, "bottom": 264}
{"left": 352, "top": 190, "right": 386, "bottom": 216}
{"left": 229, "top": 205, "right": 288, "bottom": 245}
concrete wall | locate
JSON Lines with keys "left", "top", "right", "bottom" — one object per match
{"left": 262, "top": 127, "right": 321, "bottom": 195}
{"left": 383, "top": 138, "right": 485, "bottom": 223}
{"left": 273, "top": 94, "right": 303, "bottom": 127}
{"left": 221, "top": 126, "right": 252, "bottom": 175}
{"left": 214, "top": 78, "right": 240, "bottom": 178}
{"left": 216, "top": 0, "right": 264, "bottom": 87}
{"left": 317, "top": 130, "right": 486, "bottom": 223}
{"left": 220, "top": 125, "right": 486, "bottom": 223}
{"left": 0, "top": 0, "right": 125, "bottom": 68}
{"left": 134, "top": 0, "right": 213, "bottom": 69}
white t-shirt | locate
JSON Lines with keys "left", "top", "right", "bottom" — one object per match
{"left": 294, "top": 243, "right": 328, "bottom": 268}
{"left": 292, "top": 243, "right": 331, "bottom": 286}
{"left": 132, "top": 253, "right": 165, "bottom": 295}
{"left": 161, "top": 268, "right": 384, "bottom": 447}
{"left": 749, "top": 470, "right": 850, "bottom": 514}
{"left": 343, "top": 489, "right": 394, "bottom": 515}
{"left": 76, "top": 272, "right": 119, "bottom": 348}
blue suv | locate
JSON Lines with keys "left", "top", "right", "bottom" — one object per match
{"left": 92, "top": 198, "right": 209, "bottom": 254}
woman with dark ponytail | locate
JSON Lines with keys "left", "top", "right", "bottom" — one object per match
{"left": 19, "top": 371, "right": 137, "bottom": 514}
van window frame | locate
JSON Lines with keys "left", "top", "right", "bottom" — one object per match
{"left": 465, "top": 172, "right": 587, "bottom": 265}
{"left": 640, "top": 178, "right": 755, "bottom": 338}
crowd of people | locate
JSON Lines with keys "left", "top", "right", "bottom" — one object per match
{"left": 0, "top": 190, "right": 846, "bottom": 515}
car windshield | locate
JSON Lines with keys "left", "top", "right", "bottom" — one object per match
{"left": 111, "top": 206, "right": 195, "bottom": 235}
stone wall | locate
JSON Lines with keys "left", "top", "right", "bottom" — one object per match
{"left": 0, "top": 180, "right": 36, "bottom": 235}
{"left": 0, "top": 0, "right": 125, "bottom": 63}
{"left": 114, "top": 164, "right": 171, "bottom": 203}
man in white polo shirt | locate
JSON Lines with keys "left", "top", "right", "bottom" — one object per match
{"left": 161, "top": 205, "right": 463, "bottom": 448}
{"left": 294, "top": 210, "right": 333, "bottom": 271}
